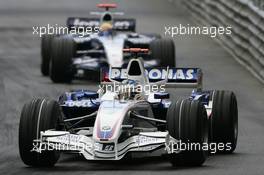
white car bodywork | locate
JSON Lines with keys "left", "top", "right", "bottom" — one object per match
{"left": 34, "top": 89, "right": 174, "bottom": 160}
{"left": 33, "top": 57, "right": 212, "bottom": 160}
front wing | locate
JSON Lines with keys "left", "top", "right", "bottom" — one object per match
{"left": 32, "top": 130, "right": 177, "bottom": 160}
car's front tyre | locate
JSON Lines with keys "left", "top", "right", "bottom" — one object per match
{"left": 150, "top": 38, "right": 176, "bottom": 67}
{"left": 19, "top": 98, "right": 63, "bottom": 166}
{"left": 166, "top": 99, "right": 208, "bottom": 166}
{"left": 50, "top": 36, "right": 75, "bottom": 83}
{"left": 41, "top": 34, "right": 55, "bottom": 76}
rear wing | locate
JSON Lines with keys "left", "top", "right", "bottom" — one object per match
{"left": 67, "top": 17, "right": 136, "bottom": 32}
{"left": 101, "top": 67, "right": 203, "bottom": 89}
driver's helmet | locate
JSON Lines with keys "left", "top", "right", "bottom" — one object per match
{"left": 126, "top": 79, "right": 138, "bottom": 86}
{"left": 117, "top": 79, "right": 142, "bottom": 100}
{"left": 99, "top": 22, "right": 113, "bottom": 36}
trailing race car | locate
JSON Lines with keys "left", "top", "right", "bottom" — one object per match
{"left": 20, "top": 49, "right": 237, "bottom": 167}
{"left": 41, "top": 3, "right": 175, "bottom": 83}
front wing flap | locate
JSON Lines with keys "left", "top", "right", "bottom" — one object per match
{"left": 32, "top": 131, "right": 178, "bottom": 160}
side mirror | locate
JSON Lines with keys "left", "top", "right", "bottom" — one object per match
{"left": 154, "top": 92, "right": 170, "bottom": 99}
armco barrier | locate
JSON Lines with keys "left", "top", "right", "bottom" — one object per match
{"left": 171, "top": 0, "right": 264, "bottom": 83}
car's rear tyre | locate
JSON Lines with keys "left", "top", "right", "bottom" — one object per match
{"left": 150, "top": 38, "right": 175, "bottom": 67}
{"left": 41, "top": 34, "right": 55, "bottom": 76}
{"left": 209, "top": 90, "right": 238, "bottom": 153}
{"left": 50, "top": 36, "right": 75, "bottom": 83}
{"left": 166, "top": 99, "right": 208, "bottom": 166}
{"left": 19, "top": 98, "right": 64, "bottom": 166}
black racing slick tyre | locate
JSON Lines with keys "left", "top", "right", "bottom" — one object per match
{"left": 209, "top": 90, "right": 238, "bottom": 153}
{"left": 150, "top": 38, "right": 175, "bottom": 67}
{"left": 50, "top": 36, "right": 75, "bottom": 83}
{"left": 166, "top": 99, "right": 208, "bottom": 166}
{"left": 41, "top": 34, "right": 55, "bottom": 76}
{"left": 19, "top": 98, "right": 64, "bottom": 167}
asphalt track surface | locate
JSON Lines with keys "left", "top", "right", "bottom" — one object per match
{"left": 0, "top": 0, "right": 264, "bottom": 174}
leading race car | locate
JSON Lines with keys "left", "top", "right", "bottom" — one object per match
{"left": 19, "top": 49, "right": 237, "bottom": 167}
{"left": 41, "top": 3, "right": 175, "bottom": 83}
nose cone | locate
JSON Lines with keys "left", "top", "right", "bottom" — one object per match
{"left": 93, "top": 113, "right": 120, "bottom": 141}
{"left": 93, "top": 100, "right": 131, "bottom": 141}
{"left": 96, "top": 125, "right": 116, "bottom": 140}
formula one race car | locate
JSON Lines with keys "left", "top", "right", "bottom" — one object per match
{"left": 41, "top": 3, "right": 175, "bottom": 83}
{"left": 20, "top": 49, "right": 237, "bottom": 167}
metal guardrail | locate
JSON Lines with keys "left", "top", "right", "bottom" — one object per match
{"left": 170, "top": 0, "right": 264, "bottom": 83}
